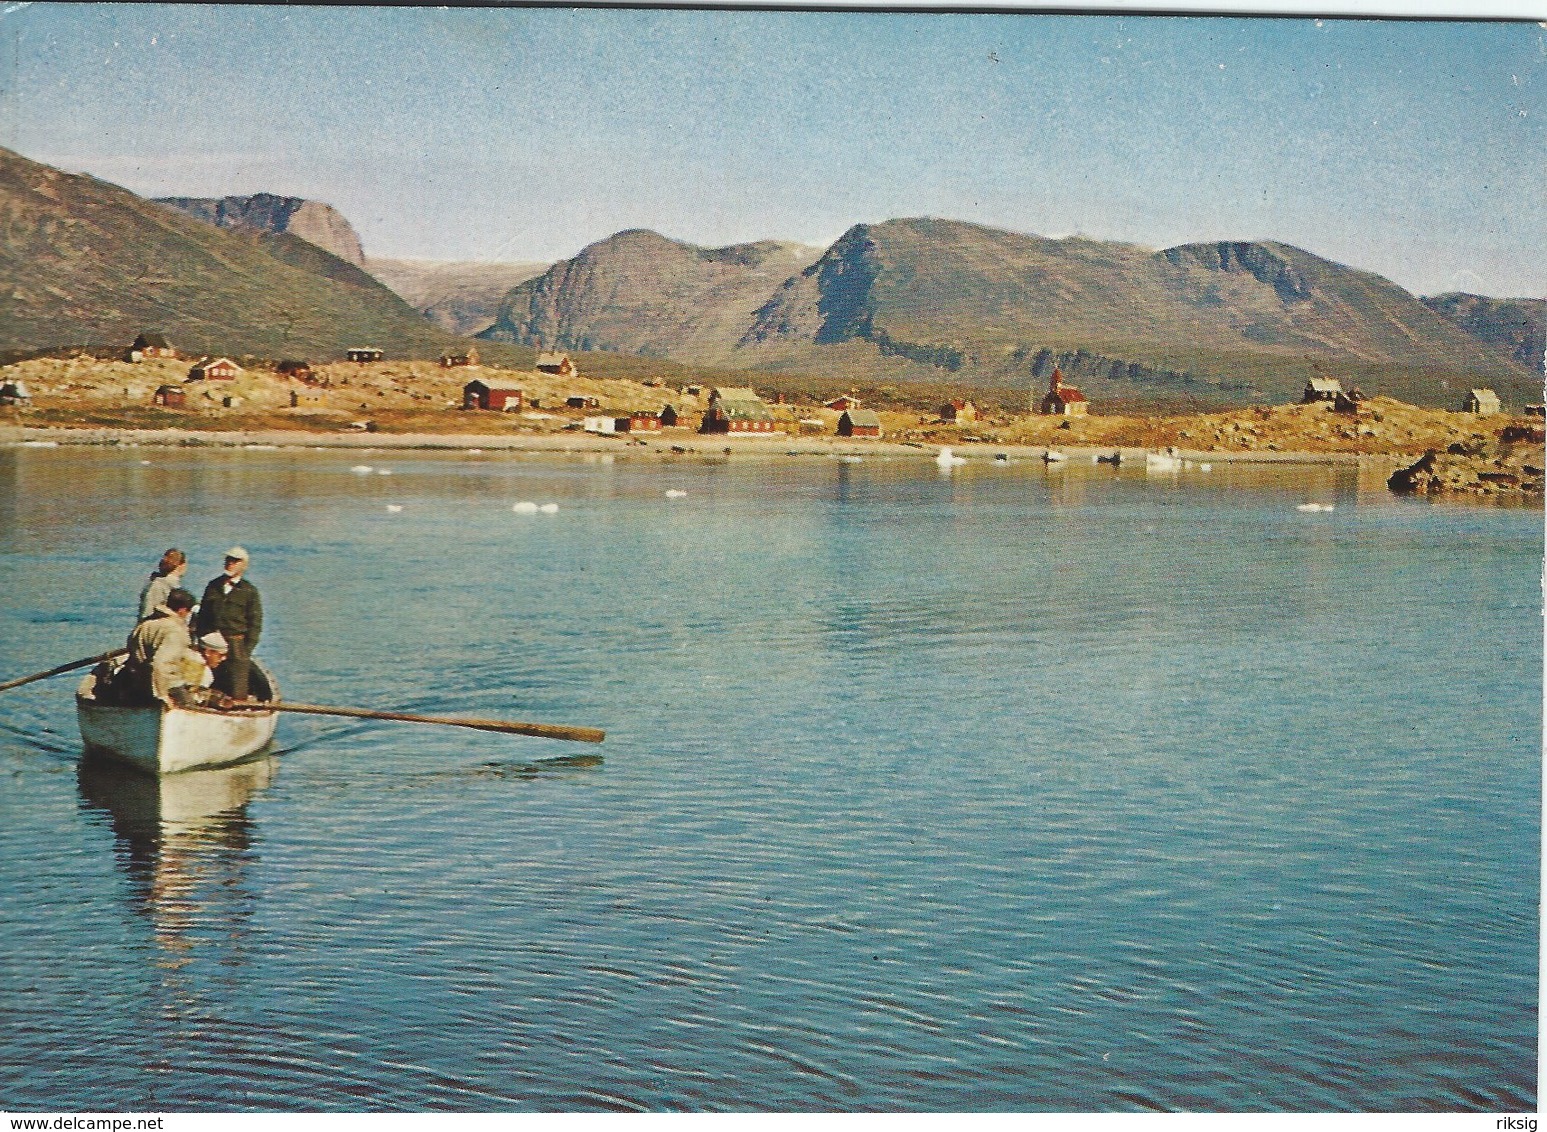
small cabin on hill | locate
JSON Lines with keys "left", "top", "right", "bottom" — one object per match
{"left": 566, "top": 395, "right": 600, "bottom": 410}
{"left": 462, "top": 380, "right": 523, "bottom": 412}
{"left": 152, "top": 384, "right": 185, "bottom": 408}
{"left": 127, "top": 332, "right": 177, "bottom": 361}
{"left": 537, "top": 352, "right": 576, "bottom": 377}
{"left": 625, "top": 410, "right": 663, "bottom": 433}
{"left": 940, "top": 400, "right": 976, "bottom": 423}
{"left": 1463, "top": 388, "right": 1501, "bottom": 416}
{"left": 1303, "top": 376, "right": 1344, "bottom": 404}
{"left": 660, "top": 404, "right": 686, "bottom": 428}
{"left": 838, "top": 409, "right": 883, "bottom": 438}
{"left": 276, "top": 359, "right": 313, "bottom": 381}
{"left": 440, "top": 350, "right": 478, "bottom": 368}
{"left": 187, "top": 357, "right": 240, "bottom": 381}
{"left": 826, "top": 395, "right": 862, "bottom": 412}
{"left": 1039, "top": 368, "right": 1088, "bottom": 417}
{"left": 0, "top": 381, "right": 31, "bottom": 406}
{"left": 1333, "top": 388, "right": 1366, "bottom": 415}
{"left": 346, "top": 347, "right": 384, "bottom": 363}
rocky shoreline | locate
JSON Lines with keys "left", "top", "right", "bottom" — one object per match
{"left": 1388, "top": 424, "right": 1546, "bottom": 497}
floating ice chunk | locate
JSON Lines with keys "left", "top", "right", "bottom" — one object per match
{"left": 140, "top": 460, "right": 152, "bottom": 466}
{"left": 539, "top": 503, "right": 559, "bottom": 514}
{"left": 665, "top": 489, "right": 688, "bottom": 498}
{"left": 512, "top": 501, "right": 540, "bottom": 514}
{"left": 936, "top": 447, "right": 965, "bottom": 467}
{"left": 386, "top": 504, "right": 404, "bottom": 513}
{"left": 350, "top": 465, "right": 373, "bottom": 474}
{"left": 1296, "top": 502, "right": 1335, "bottom": 512}
{"left": 377, "top": 468, "right": 392, "bottom": 476}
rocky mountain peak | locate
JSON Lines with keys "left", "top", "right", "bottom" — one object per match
{"left": 156, "top": 193, "right": 366, "bottom": 266}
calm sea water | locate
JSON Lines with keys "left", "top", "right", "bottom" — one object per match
{"left": 0, "top": 445, "right": 1538, "bottom": 1112}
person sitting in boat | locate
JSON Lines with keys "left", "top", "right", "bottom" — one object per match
{"left": 136, "top": 548, "right": 187, "bottom": 623}
{"left": 117, "top": 588, "right": 197, "bottom": 706}
{"left": 166, "top": 631, "right": 237, "bottom": 711}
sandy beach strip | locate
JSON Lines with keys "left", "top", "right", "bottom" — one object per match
{"left": 0, "top": 423, "right": 1385, "bottom": 466}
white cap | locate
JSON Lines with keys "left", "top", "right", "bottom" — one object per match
{"left": 224, "top": 546, "right": 250, "bottom": 561}
{"left": 199, "top": 631, "right": 230, "bottom": 651}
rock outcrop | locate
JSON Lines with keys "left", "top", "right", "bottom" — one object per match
{"left": 157, "top": 193, "right": 366, "bottom": 266}
{"left": 1388, "top": 426, "right": 1545, "bottom": 496}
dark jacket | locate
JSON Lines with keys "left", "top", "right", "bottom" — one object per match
{"left": 196, "top": 574, "right": 262, "bottom": 645}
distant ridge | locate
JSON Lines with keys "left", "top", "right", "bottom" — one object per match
{"left": 1420, "top": 293, "right": 1545, "bottom": 371}
{"left": 157, "top": 193, "right": 366, "bottom": 266}
{"left": 366, "top": 258, "right": 549, "bottom": 336}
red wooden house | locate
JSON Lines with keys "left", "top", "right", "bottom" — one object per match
{"left": 463, "top": 380, "right": 523, "bottom": 411}
{"left": 940, "top": 400, "right": 976, "bottom": 423}
{"left": 838, "top": 409, "right": 883, "bottom": 438}
{"left": 187, "top": 357, "right": 240, "bottom": 381}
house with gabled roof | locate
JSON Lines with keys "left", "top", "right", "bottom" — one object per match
{"left": 462, "top": 379, "right": 523, "bottom": 411}
{"left": 1463, "top": 388, "right": 1501, "bottom": 416}
{"left": 1039, "top": 368, "right": 1089, "bottom": 417}
{"left": 187, "top": 357, "right": 240, "bottom": 381}
{"left": 701, "top": 388, "right": 776, "bottom": 434}
{"left": 537, "top": 351, "right": 576, "bottom": 377}
{"left": 838, "top": 408, "right": 882, "bottom": 438}
{"left": 1303, "top": 376, "right": 1343, "bottom": 403}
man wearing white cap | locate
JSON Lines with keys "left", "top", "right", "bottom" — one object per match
{"left": 167, "top": 631, "right": 234, "bottom": 710}
{"left": 195, "top": 547, "right": 263, "bottom": 700}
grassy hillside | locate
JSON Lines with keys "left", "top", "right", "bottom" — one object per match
{"left": 0, "top": 147, "right": 467, "bottom": 360}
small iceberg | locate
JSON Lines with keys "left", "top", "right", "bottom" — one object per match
{"left": 936, "top": 447, "right": 966, "bottom": 467}
{"left": 1295, "top": 502, "right": 1335, "bottom": 512}
{"left": 350, "top": 465, "right": 374, "bottom": 475}
{"left": 376, "top": 468, "right": 392, "bottom": 476}
{"left": 539, "top": 503, "right": 559, "bottom": 514}
{"left": 512, "top": 501, "right": 540, "bottom": 514}
{"left": 665, "top": 489, "right": 688, "bottom": 498}
{"left": 385, "top": 504, "right": 403, "bottom": 513}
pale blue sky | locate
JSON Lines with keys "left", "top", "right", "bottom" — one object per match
{"left": 2, "top": 4, "right": 1542, "bottom": 297}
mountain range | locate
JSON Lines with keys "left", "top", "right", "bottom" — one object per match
{"left": 480, "top": 219, "right": 1540, "bottom": 406}
{"left": 2, "top": 145, "right": 1539, "bottom": 409}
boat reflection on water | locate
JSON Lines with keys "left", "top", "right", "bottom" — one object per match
{"left": 77, "top": 754, "right": 276, "bottom": 972}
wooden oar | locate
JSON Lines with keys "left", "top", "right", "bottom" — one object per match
{"left": 0, "top": 648, "right": 127, "bottom": 694}
{"left": 231, "top": 700, "right": 605, "bottom": 744}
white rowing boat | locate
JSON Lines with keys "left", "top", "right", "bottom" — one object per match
{"left": 76, "top": 660, "right": 280, "bottom": 775}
